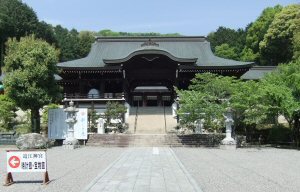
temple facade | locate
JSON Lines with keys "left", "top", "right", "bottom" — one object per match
{"left": 57, "top": 36, "right": 255, "bottom": 107}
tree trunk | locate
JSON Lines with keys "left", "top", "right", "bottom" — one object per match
{"left": 31, "top": 108, "right": 41, "bottom": 133}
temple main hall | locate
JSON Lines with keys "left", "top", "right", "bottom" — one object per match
{"left": 57, "top": 36, "right": 258, "bottom": 107}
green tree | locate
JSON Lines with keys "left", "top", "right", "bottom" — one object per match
{"left": 0, "top": 94, "right": 16, "bottom": 131}
{"left": 177, "top": 73, "right": 238, "bottom": 132}
{"left": 259, "top": 4, "right": 300, "bottom": 65}
{"left": 245, "top": 5, "right": 282, "bottom": 63}
{"left": 53, "top": 25, "right": 81, "bottom": 61}
{"left": 0, "top": 0, "right": 39, "bottom": 72}
{"left": 104, "top": 101, "right": 127, "bottom": 125}
{"left": 293, "top": 28, "right": 300, "bottom": 60}
{"left": 215, "top": 43, "right": 239, "bottom": 60}
{"left": 240, "top": 47, "right": 258, "bottom": 62}
{"left": 262, "top": 59, "right": 300, "bottom": 146}
{"left": 78, "top": 31, "right": 95, "bottom": 58}
{"left": 231, "top": 80, "right": 268, "bottom": 134}
{"left": 207, "top": 26, "right": 246, "bottom": 55}
{"left": 4, "top": 36, "right": 60, "bottom": 133}
{"left": 35, "top": 21, "right": 57, "bottom": 45}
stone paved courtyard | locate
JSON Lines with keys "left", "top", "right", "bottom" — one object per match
{"left": 0, "top": 146, "right": 299, "bottom": 192}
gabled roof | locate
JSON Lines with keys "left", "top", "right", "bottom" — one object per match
{"left": 57, "top": 36, "right": 254, "bottom": 69}
{"left": 240, "top": 66, "right": 276, "bottom": 80}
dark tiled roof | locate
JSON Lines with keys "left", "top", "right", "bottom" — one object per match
{"left": 57, "top": 36, "right": 253, "bottom": 69}
{"left": 241, "top": 66, "right": 276, "bottom": 80}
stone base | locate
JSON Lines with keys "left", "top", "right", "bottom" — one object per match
{"left": 63, "top": 144, "right": 80, "bottom": 149}
{"left": 221, "top": 138, "right": 236, "bottom": 145}
{"left": 220, "top": 144, "right": 237, "bottom": 150}
{"left": 63, "top": 138, "right": 80, "bottom": 149}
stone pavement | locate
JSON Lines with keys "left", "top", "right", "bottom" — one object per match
{"left": 173, "top": 147, "right": 300, "bottom": 192}
{"left": 83, "top": 147, "right": 201, "bottom": 192}
{"left": 1, "top": 146, "right": 300, "bottom": 192}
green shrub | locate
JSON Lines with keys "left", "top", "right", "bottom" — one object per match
{"left": 267, "top": 125, "right": 292, "bottom": 143}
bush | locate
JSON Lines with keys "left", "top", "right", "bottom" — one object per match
{"left": 267, "top": 125, "right": 292, "bottom": 143}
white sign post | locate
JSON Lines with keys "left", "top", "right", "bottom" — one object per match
{"left": 4, "top": 150, "right": 50, "bottom": 186}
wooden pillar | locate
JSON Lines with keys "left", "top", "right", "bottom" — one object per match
{"left": 143, "top": 93, "right": 147, "bottom": 107}
{"left": 158, "top": 94, "right": 162, "bottom": 106}
{"left": 100, "top": 80, "right": 105, "bottom": 98}
{"left": 78, "top": 72, "right": 83, "bottom": 94}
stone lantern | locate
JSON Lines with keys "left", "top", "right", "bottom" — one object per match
{"left": 63, "top": 100, "right": 79, "bottom": 149}
{"left": 221, "top": 107, "right": 236, "bottom": 145}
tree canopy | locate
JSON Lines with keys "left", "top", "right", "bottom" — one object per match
{"left": 259, "top": 4, "right": 300, "bottom": 65}
{"left": 244, "top": 5, "right": 283, "bottom": 62}
{"left": 4, "top": 35, "right": 59, "bottom": 133}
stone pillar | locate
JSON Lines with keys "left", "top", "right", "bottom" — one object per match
{"left": 172, "top": 102, "right": 177, "bottom": 117}
{"left": 124, "top": 102, "right": 130, "bottom": 123}
{"left": 97, "top": 116, "right": 105, "bottom": 134}
{"left": 195, "top": 119, "right": 204, "bottom": 134}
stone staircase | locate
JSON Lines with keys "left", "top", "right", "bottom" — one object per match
{"left": 135, "top": 107, "right": 165, "bottom": 134}
{"left": 127, "top": 107, "right": 138, "bottom": 133}
{"left": 86, "top": 134, "right": 224, "bottom": 147}
{"left": 127, "top": 106, "right": 178, "bottom": 134}
{"left": 164, "top": 107, "right": 178, "bottom": 133}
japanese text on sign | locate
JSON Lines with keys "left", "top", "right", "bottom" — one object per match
{"left": 7, "top": 151, "right": 47, "bottom": 173}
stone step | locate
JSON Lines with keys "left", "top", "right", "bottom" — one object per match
{"left": 86, "top": 134, "right": 224, "bottom": 147}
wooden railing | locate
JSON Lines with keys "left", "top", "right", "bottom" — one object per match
{"left": 64, "top": 93, "right": 124, "bottom": 99}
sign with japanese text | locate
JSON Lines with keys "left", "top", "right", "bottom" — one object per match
{"left": 7, "top": 150, "right": 47, "bottom": 173}
{"left": 48, "top": 108, "right": 88, "bottom": 140}
{"left": 74, "top": 108, "right": 88, "bottom": 140}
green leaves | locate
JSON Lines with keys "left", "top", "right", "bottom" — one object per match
{"left": 215, "top": 44, "right": 239, "bottom": 60}
{"left": 259, "top": 4, "right": 300, "bottom": 65}
{"left": 3, "top": 36, "right": 59, "bottom": 111}
{"left": 104, "top": 101, "right": 127, "bottom": 122}
{"left": 0, "top": 94, "right": 16, "bottom": 131}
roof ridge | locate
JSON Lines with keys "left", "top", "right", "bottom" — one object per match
{"left": 95, "top": 36, "right": 207, "bottom": 42}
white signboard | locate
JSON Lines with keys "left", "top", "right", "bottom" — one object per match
{"left": 7, "top": 150, "right": 47, "bottom": 173}
{"left": 74, "top": 108, "right": 88, "bottom": 139}
{"left": 48, "top": 108, "right": 88, "bottom": 140}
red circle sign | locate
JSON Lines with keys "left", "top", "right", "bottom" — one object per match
{"left": 8, "top": 156, "right": 21, "bottom": 168}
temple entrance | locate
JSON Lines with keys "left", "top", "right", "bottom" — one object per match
{"left": 131, "top": 86, "right": 172, "bottom": 107}
{"left": 122, "top": 52, "right": 180, "bottom": 107}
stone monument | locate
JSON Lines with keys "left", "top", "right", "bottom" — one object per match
{"left": 63, "top": 100, "right": 79, "bottom": 149}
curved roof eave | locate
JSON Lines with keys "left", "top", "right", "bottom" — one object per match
{"left": 103, "top": 48, "right": 198, "bottom": 64}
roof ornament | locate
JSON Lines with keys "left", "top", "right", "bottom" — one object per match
{"left": 141, "top": 38, "right": 159, "bottom": 47}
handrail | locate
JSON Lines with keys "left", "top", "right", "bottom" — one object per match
{"left": 134, "top": 102, "right": 139, "bottom": 133}
{"left": 163, "top": 101, "right": 167, "bottom": 133}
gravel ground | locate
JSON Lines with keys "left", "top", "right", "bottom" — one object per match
{"left": 1, "top": 146, "right": 299, "bottom": 192}
{"left": 0, "top": 146, "right": 125, "bottom": 192}
{"left": 173, "top": 147, "right": 300, "bottom": 192}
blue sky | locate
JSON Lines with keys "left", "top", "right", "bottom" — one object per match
{"left": 22, "top": 0, "right": 298, "bottom": 36}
